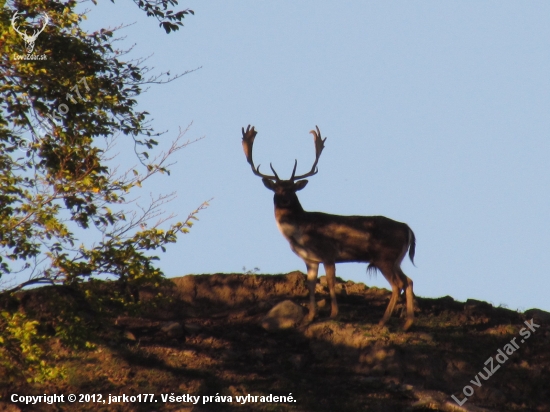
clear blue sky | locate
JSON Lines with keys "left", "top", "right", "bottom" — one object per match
{"left": 81, "top": 2, "right": 550, "bottom": 312}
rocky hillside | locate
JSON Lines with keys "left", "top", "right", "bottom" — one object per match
{"left": 1, "top": 272, "right": 549, "bottom": 411}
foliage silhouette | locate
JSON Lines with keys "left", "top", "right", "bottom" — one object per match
{"left": 0, "top": 0, "right": 205, "bottom": 383}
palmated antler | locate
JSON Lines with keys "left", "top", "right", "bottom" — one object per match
{"left": 290, "top": 125, "right": 326, "bottom": 181}
{"left": 242, "top": 125, "right": 280, "bottom": 181}
{"left": 242, "top": 125, "right": 326, "bottom": 182}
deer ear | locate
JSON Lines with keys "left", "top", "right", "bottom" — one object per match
{"left": 294, "top": 180, "right": 308, "bottom": 191}
{"left": 262, "top": 178, "right": 276, "bottom": 191}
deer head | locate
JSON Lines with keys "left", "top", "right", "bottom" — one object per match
{"left": 242, "top": 125, "right": 326, "bottom": 209}
{"left": 11, "top": 12, "right": 49, "bottom": 54}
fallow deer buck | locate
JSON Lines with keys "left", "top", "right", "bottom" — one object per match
{"left": 242, "top": 125, "right": 417, "bottom": 330}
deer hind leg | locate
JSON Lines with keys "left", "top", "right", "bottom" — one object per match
{"left": 305, "top": 261, "right": 320, "bottom": 322}
{"left": 324, "top": 262, "right": 338, "bottom": 318}
{"left": 377, "top": 263, "right": 404, "bottom": 327}
{"left": 379, "top": 277, "right": 401, "bottom": 327}
{"left": 379, "top": 264, "right": 414, "bottom": 330}
{"left": 399, "top": 269, "right": 414, "bottom": 331}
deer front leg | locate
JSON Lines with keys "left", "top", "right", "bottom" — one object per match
{"left": 324, "top": 262, "right": 338, "bottom": 318}
{"left": 305, "top": 261, "right": 319, "bottom": 323}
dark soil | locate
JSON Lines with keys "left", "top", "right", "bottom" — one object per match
{"left": 1, "top": 271, "right": 549, "bottom": 412}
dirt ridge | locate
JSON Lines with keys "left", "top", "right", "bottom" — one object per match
{"left": 1, "top": 272, "right": 549, "bottom": 411}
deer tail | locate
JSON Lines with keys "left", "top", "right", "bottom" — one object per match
{"left": 408, "top": 227, "right": 416, "bottom": 266}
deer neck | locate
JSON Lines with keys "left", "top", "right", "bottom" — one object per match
{"left": 273, "top": 194, "right": 307, "bottom": 237}
{"left": 273, "top": 193, "right": 304, "bottom": 215}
